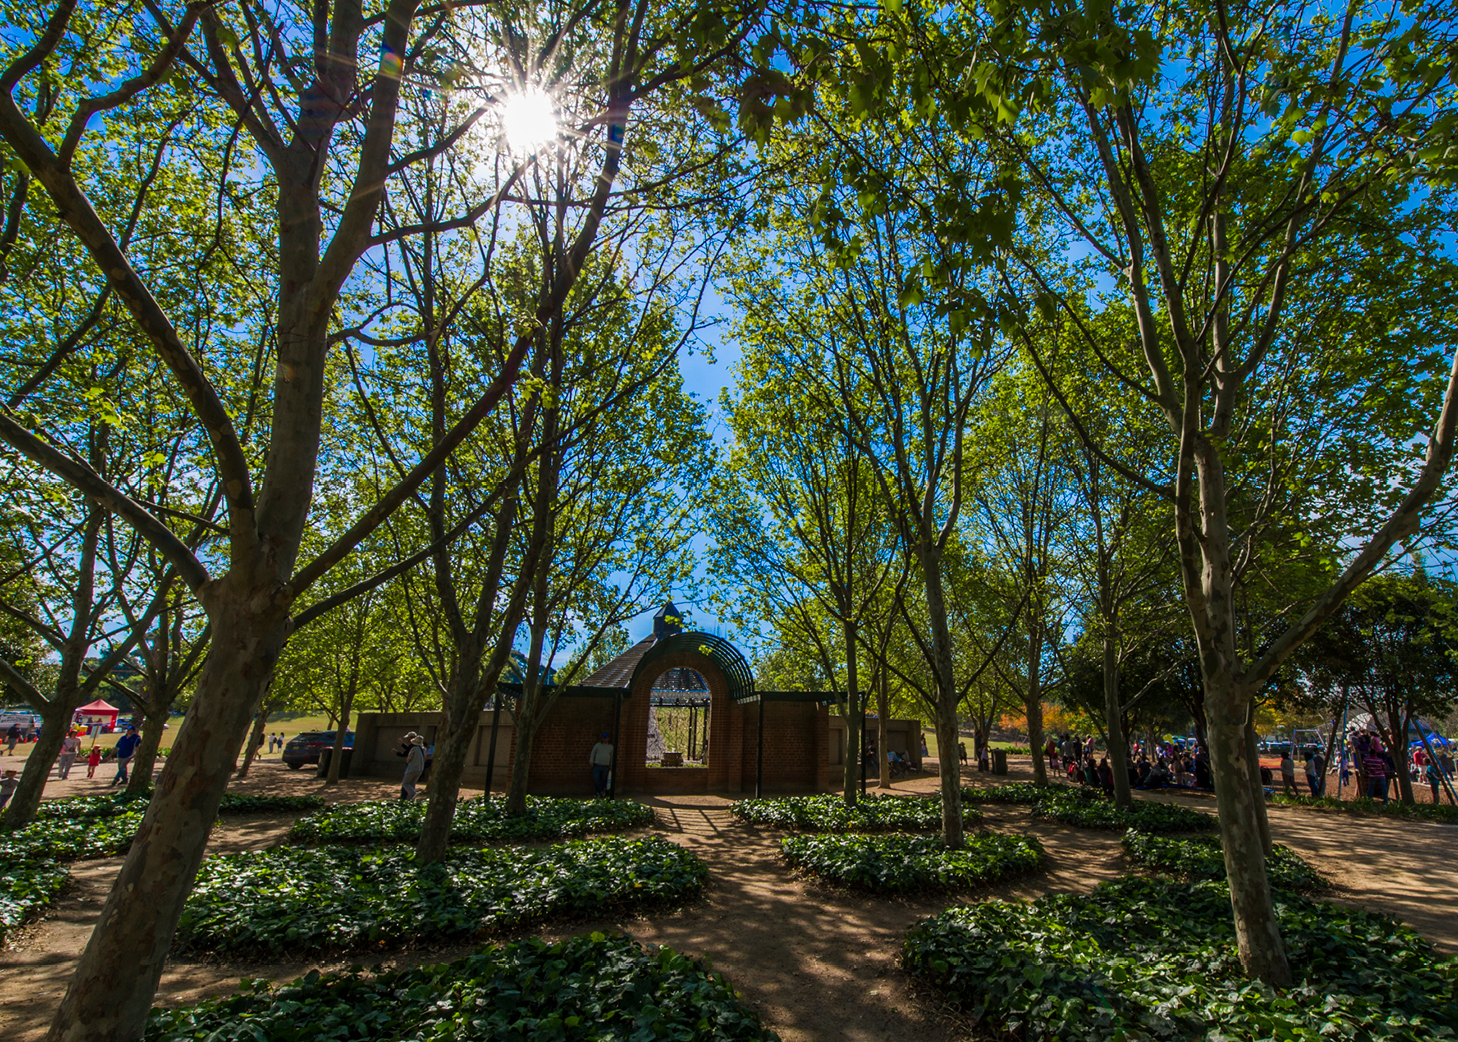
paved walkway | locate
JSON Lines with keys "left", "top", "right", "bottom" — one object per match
{"left": 5, "top": 762, "right": 1458, "bottom": 1040}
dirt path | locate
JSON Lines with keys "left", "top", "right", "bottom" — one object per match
{"left": 4, "top": 761, "right": 1457, "bottom": 1040}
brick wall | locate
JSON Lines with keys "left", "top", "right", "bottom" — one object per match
{"left": 356, "top": 676, "right": 837, "bottom": 797}
{"left": 525, "top": 697, "right": 617, "bottom": 796}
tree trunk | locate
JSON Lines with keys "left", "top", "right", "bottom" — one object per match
{"left": 1387, "top": 701, "right": 1415, "bottom": 805}
{"left": 842, "top": 618, "right": 860, "bottom": 806}
{"left": 1175, "top": 436, "right": 1291, "bottom": 985}
{"left": 236, "top": 707, "right": 271, "bottom": 780}
{"left": 4, "top": 701, "right": 67, "bottom": 826}
{"left": 325, "top": 685, "right": 355, "bottom": 785}
{"left": 1103, "top": 629, "right": 1132, "bottom": 807}
{"left": 876, "top": 669, "right": 891, "bottom": 789}
{"left": 415, "top": 667, "right": 481, "bottom": 865}
{"left": 505, "top": 701, "right": 539, "bottom": 814}
{"left": 922, "top": 550, "right": 964, "bottom": 849}
{"left": 1206, "top": 685, "right": 1291, "bottom": 986}
{"left": 125, "top": 704, "right": 169, "bottom": 795}
{"left": 1243, "top": 717, "right": 1273, "bottom": 856}
{"left": 45, "top": 595, "right": 289, "bottom": 1042}
{"left": 1323, "top": 687, "right": 1345, "bottom": 789}
{"left": 6, "top": 510, "right": 102, "bottom": 827}
{"left": 1025, "top": 615, "right": 1048, "bottom": 787}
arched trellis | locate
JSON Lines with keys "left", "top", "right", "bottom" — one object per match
{"left": 630, "top": 632, "right": 756, "bottom": 703}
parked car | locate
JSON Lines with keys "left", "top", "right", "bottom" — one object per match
{"left": 282, "top": 731, "right": 354, "bottom": 769}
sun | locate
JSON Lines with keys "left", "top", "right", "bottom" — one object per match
{"left": 499, "top": 89, "right": 558, "bottom": 153}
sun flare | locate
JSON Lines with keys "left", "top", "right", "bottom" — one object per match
{"left": 499, "top": 89, "right": 558, "bottom": 153}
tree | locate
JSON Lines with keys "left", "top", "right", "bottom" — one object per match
{"left": 714, "top": 335, "right": 902, "bottom": 804}
{"left": 725, "top": 102, "right": 1017, "bottom": 844}
{"left": 1057, "top": 310, "right": 1181, "bottom": 807}
{"left": 503, "top": 281, "right": 709, "bottom": 815}
{"left": 846, "top": 0, "right": 1458, "bottom": 983}
{"left": 971, "top": 367, "right": 1072, "bottom": 787}
{"left": 0, "top": 0, "right": 781, "bottom": 1033}
{"left": 1305, "top": 571, "right": 1458, "bottom": 804}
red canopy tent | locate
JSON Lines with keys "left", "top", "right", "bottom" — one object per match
{"left": 75, "top": 699, "right": 120, "bottom": 731}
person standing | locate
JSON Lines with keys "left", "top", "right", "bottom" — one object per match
{"left": 1312, "top": 748, "right": 1327, "bottom": 797}
{"left": 1303, "top": 751, "right": 1318, "bottom": 796}
{"left": 110, "top": 727, "right": 141, "bottom": 787}
{"left": 0, "top": 768, "right": 17, "bottom": 809}
{"left": 1362, "top": 745, "right": 1388, "bottom": 803}
{"left": 1280, "top": 750, "right": 1298, "bottom": 795}
{"left": 86, "top": 743, "right": 102, "bottom": 779}
{"left": 58, "top": 731, "right": 81, "bottom": 779}
{"left": 589, "top": 732, "right": 614, "bottom": 797}
{"left": 4, "top": 724, "right": 18, "bottom": 755}
{"left": 400, "top": 735, "right": 426, "bottom": 800}
{"left": 1425, "top": 759, "right": 1446, "bottom": 805}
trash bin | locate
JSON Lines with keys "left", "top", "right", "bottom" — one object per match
{"left": 991, "top": 749, "right": 1008, "bottom": 775}
{"left": 317, "top": 747, "right": 353, "bottom": 777}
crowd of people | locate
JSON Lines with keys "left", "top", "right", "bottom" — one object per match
{"left": 1031, "top": 730, "right": 1457, "bottom": 805}
{"left": 1341, "top": 729, "right": 1456, "bottom": 805}
{"left": 1039, "top": 734, "right": 1215, "bottom": 795}
{"left": 0, "top": 724, "right": 142, "bottom": 809}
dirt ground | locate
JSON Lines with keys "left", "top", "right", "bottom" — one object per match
{"left": 4, "top": 756, "right": 1457, "bottom": 1041}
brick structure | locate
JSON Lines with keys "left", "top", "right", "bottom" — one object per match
{"left": 350, "top": 609, "right": 854, "bottom": 797}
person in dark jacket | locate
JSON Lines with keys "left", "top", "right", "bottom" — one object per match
{"left": 111, "top": 727, "right": 141, "bottom": 787}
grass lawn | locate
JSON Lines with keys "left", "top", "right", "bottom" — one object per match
{"left": 921, "top": 732, "right": 1025, "bottom": 761}
{"left": 2, "top": 711, "right": 344, "bottom": 764}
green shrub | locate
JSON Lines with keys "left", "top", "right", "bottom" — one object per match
{"left": 961, "top": 782, "right": 1095, "bottom": 805}
{"left": 730, "top": 793, "right": 981, "bottom": 832}
{"left": 1034, "top": 787, "right": 1216, "bottom": 832}
{"left": 1121, "top": 829, "right": 1325, "bottom": 891}
{"left": 3, "top": 811, "right": 145, "bottom": 860}
{"left": 146, "top": 932, "right": 779, "bottom": 1041}
{"left": 290, "top": 794, "right": 654, "bottom": 845}
{"left": 903, "top": 877, "right": 1458, "bottom": 1042}
{"left": 176, "top": 836, "right": 706, "bottom": 953}
{"left": 1271, "top": 792, "right": 1458, "bottom": 823}
{"left": 35, "top": 791, "right": 324, "bottom": 821}
{"left": 0, "top": 856, "right": 68, "bottom": 941}
{"left": 32, "top": 792, "right": 151, "bottom": 820}
{"left": 218, "top": 793, "right": 327, "bottom": 815}
{"left": 782, "top": 832, "right": 1043, "bottom": 893}
{"left": 962, "top": 782, "right": 1215, "bottom": 832}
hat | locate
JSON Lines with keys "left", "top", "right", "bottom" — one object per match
{"left": 411, "top": 735, "right": 424, "bottom": 746}
{"left": 601, "top": 732, "right": 610, "bottom": 739}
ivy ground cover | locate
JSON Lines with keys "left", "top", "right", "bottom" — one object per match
{"left": 903, "top": 877, "right": 1458, "bottom": 1042}
{"left": 32, "top": 790, "right": 324, "bottom": 821}
{"left": 176, "top": 836, "right": 706, "bottom": 953}
{"left": 147, "top": 933, "right": 779, "bottom": 1041}
{"left": 0, "top": 855, "right": 68, "bottom": 943}
{"left": 1122, "top": 829, "right": 1326, "bottom": 891}
{"left": 730, "top": 793, "right": 981, "bottom": 832}
{"left": 4, "top": 810, "right": 146, "bottom": 861}
{"left": 963, "top": 782, "right": 1217, "bottom": 833}
{"left": 1270, "top": 792, "right": 1458, "bottom": 824}
{"left": 290, "top": 795, "right": 655, "bottom": 844}
{"left": 5, "top": 792, "right": 327, "bottom": 863}
{"left": 782, "top": 832, "right": 1043, "bottom": 893}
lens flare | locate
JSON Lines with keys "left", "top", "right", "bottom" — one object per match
{"left": 500, "top": 89, "right": 557, "bottom": 152}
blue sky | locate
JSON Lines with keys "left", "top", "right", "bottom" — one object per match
{"left": 621, "top": 289, "right": 740, "bottom": 643}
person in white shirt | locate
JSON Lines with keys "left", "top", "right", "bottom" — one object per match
{"left": 589, "top": 733, "right": 614, "bottom": 797}
{"left": 401, "top": 736, "right": 426, "bottom": 800}
{"left": 58, "top": 731, "right": 82, "bottom": 779}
